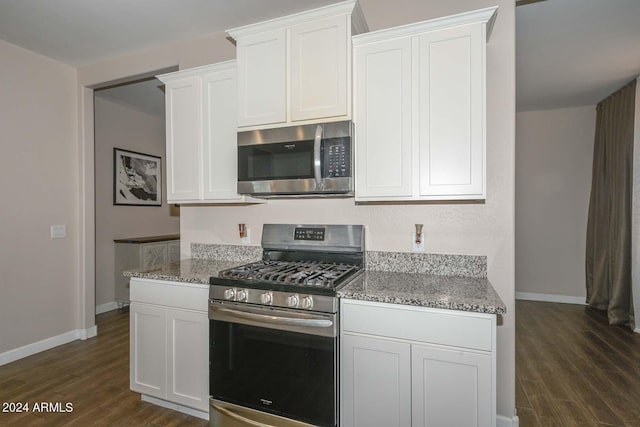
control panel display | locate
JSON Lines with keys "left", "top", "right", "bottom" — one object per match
{"left": 294, "top": 227, "right": 325, "bottom": 241}
{"left": 323, "top": 137, "right": 351, "bottom": 178}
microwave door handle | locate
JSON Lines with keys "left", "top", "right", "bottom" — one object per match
{"left": 313, "top": 124, "right": 323, "bottom": 190}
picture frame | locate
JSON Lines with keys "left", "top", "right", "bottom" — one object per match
{"left": 113, "top": 148, "right": 162, "bottom": 206}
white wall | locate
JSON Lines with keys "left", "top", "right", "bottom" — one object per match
{"left": 93, "top": 96, "right": 179, "bottom": 307}
{"left": 515, "top": 106, "right": 596, "bottom": 303}
{"left": 75, "top": 0, "right": 516, "bottom": 419}
{"left": 0, "top": 40, "right": 78, "bottom": 353}
{"left": 75, "top": 30, "right": 237, "bottom": 336}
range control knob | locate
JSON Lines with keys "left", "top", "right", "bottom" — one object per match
{"left": 260, "top": 292, "right": 273, "bottom": 305}
{"left": 237, "top": 289, "right": 248, "bottom": 302}
{"left": 223, "top": 288, "right": 236, "bottom": 300}
{"left": 286, "top": 294, "right": 299, "bottom": 308}
{"left": 301, "top": 296, "right": 314, "bottom": 309}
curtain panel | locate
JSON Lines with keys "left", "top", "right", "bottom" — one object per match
{"left": 586, "top": 79, "right": 636, "bottom": 327}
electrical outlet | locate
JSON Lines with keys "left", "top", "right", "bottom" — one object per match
{"left": 241, "top": 228, "right": 251, "bottom": 244}
{"left": 413, "top": 232, "right": 425, "bottom": 252}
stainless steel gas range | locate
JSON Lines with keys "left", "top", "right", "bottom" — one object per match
{"left": 208, "top": 224, "right": 364, "bottom": 427}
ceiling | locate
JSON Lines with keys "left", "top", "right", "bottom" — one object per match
{"left": 1, "top": 1, "right": 639, "bottom": 113}
{"left": 517, "top": 0, "right": 640, "bottom": 111}
{"left": 95, "top": 78, "right": 167, "bottom": 118}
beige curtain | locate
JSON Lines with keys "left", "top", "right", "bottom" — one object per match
{"left": 586, "top": 79, "right": 636, "bottom": 327}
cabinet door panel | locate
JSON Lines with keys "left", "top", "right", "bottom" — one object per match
{"left": 354, "top": 38, "right": 413, "bottom": 199}
{"left": 166, "top": 309, "right": 209, "bottom": 411}
{"left": 412, "top": 344, "right": 492, "bottom": 427}
{"left": 290, "top": 15, "right": 348, "bottom": 121}
{"left": 130, "top": 303, "right": 166, "bottom": 397}
{"left": 419, "top": 24, "right": 484, "bottom": 197}
{"left": 342, "top": 334, "right": 411, "bottom": 427}
{"left": 165, "top": 77, "right": 202, "bottom": 201}
{"left": 202, "top": 69, "right": 240, "bottom": 200}
{"left": 237, "top": 29, "right": 286, "bottom": 127}
{"left": 141, "top": 243, "right": 168, "bottom": 268}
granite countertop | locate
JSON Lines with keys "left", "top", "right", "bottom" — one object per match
{"left": 338, "top": 270, "right": 506, "bottom": 315}
{"left": 124, "top": 248, "right": 506, "bottom": 315}
{"left": 123, "top": 258, "right": 244, "bottom": 284}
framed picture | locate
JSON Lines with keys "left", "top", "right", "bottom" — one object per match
{"left": 113, "top": 148, "right": 162, "bottom": 206}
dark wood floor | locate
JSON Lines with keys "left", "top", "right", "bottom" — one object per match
{"left": 0, "top": 308, "right": 207, "bottom": 426}
{"left": 3, "top": 301, "right": 640, "bottom": 426}
{"left": 517, "top": 300, "right": 640, "bottom": 427}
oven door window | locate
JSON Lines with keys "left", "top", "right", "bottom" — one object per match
{"left": 238, "top": 140, "right": 315, "bottom": 181}
{"left": 210, "top": 319, "right": 336, "bottom": 427}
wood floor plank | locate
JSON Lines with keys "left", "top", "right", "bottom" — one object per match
{"left": 517, "top": 300, "right": 640, "bottom": 427}
{"left": 0, "top": 309, "right": 207, "bottom": 426}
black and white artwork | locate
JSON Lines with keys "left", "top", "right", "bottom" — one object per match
{"left": 113, "top": 148, "right": 161, "bottom": 206}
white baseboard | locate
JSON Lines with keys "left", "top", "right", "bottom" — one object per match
{"left": 497, "top": 414, "right": 520, "bottom": 427}
{"left": 141, "top": 395, "right": 208, "bottom": 420}
{"left": 79, "top": 325, "right": 98, "bottom": 340}
{"left": 0, "top": 326, "right": 98, "bottom": 366}
{"left": 96, "top": 301, "right": 120, "bottom": 314}
{"left": 516, "top": 292, "right": 586, "bottom": 305}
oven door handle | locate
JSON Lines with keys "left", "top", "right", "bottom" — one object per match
{"left": 212, "top": 306, "right": 333, "bottom": 328}
{"left": 212, "top": 402, "right": 274, "bottom": 427}
{"left": 313, "top": 124, "right": 323, "bottom": 191}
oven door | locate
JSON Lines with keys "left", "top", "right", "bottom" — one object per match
{"left": 209, "top": 301, "right": 338, "bottom": 427}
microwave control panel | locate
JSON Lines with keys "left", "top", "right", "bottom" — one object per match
{"left": 323, "top": 137, "right": 351, "bottom": 178}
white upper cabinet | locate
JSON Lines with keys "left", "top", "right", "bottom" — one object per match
{"left": 236, "top": 29, "right": 287, "bottom": 127}
{"left": 164, "top": 76, "right": 202, "bottom": 201}
{"left": 158, "top": 61, "right": 262, "bottom": 204}
{"left": 418, "top": 24, "right": 484, "bottom": 198}
{"left": 354, "top": 7, "right": 497, "bottom": 202}
{"left": 354, "top": 37, "right": 413, "bottom": 199}
{"left": 290, "top": 15, "right": 349, "bottom": 122}
{"left": 228, "top": 0, "right": 368, "bottom": 130}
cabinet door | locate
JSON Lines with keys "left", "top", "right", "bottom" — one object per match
{"left": 354, "top": 38, "right": 413, "bottom": 200}
{"left": 166, "top": 309, "right": 209, "bottom": 411}
{"left": 130, "top": 303, "right": 166, "bottom": 398}
{"left": 167, "top": 240, "right": 181, "bottom": 263}
{"left": 202, "top": 68, "right": 241, "bottom": 200}
{"left": 342, "top": 334, "right": 411, "bottom": 427}
{"left": 141, "top": 242, "right": 168, "bottom": 268}
{"left": 165, "top": 76, "right": 202, "bottom": 201}
{"left": 290, "top": 15, "right": 348, "bottom": 122}
{"left": 411, "top": 344, "right": 492, "bottom": 427}
{"left": 237, "top": 29, "right": 286, "bottom": 127}
{"left": 418, "top": 24, "right": 484, "bottom": 198}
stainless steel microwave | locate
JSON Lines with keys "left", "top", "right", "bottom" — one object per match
{"left": 237, "top": 121, "right": 353, "bottom": 197}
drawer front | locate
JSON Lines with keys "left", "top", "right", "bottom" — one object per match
{"left": 341, "top": 300, "right": 493, "bottom": 351}
{"left": 130, "top": 279, "right": 208, "bottom": 312}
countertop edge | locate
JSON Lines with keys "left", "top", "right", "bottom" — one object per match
{"left": 336, "top": 291, "right": 506, "bottom": 315}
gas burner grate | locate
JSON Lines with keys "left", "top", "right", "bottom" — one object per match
{"left": 219, "top": 260, "right": 360, "bottom": 288}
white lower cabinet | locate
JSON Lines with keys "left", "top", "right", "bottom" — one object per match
{"left": 130, "top": 279, "right": 209, "bottom": 414}
{"left": 341, "top": 299, "right": 496, "bottom": 427}
{"left": 130, "top": 303, "right": 166, "bottom": 396}
{"left": 342, "top": 335, "right": 411, "bottom": 427}
{"left": 411, "top": 344, "right": 491, "bottom": 427}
